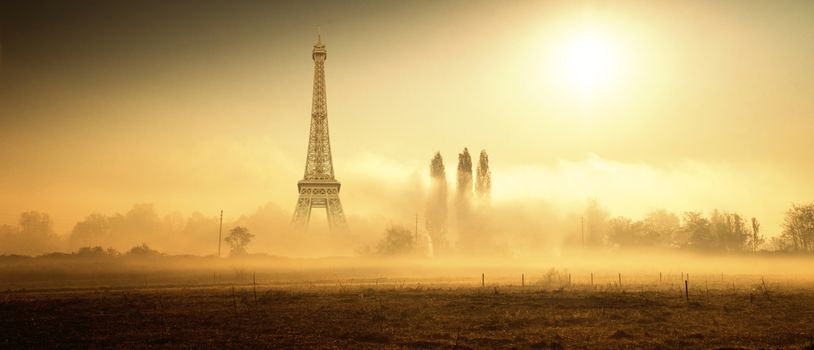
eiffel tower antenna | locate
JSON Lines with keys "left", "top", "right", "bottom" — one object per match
{"left": 291, "top": 33, "right": 348, "bottom": 232}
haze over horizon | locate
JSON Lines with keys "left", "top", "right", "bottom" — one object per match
{"left": 2, "top": 0, "right": 814, "bottom": 239}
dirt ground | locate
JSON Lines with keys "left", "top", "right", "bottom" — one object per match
{"left": 2, "top": 282, "right": 814, "bottom": 349}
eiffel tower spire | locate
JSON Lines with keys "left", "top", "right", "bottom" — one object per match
{"left": 291, "top": 34, "right": 348, "bottom": 232}
{"left": 304, "top": 32, "right": 332, "bottom": 180}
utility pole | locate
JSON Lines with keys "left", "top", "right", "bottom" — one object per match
{"left": 581, "top": 216, "right": 585, "bottom": 246}
{"left": 415, "top": 213, "right": 419, "bottom": 244}
{"left": 218, "top": 210, "right": 223, "bottom": 257}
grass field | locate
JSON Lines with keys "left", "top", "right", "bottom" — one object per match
{"left": 3, "top": 275, "right": 814, "bottom": 349}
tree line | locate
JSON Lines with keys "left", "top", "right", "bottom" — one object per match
{"left": 581, "top": 200, "right": 814, "bottom": 253}
{"left": 0, "top": 204, "right": 258, "bottom": 257}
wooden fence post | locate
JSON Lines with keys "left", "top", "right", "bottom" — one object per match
{"left": 705, "top": 280, "right": 709, "bottom": 304}
{"left": 684, "top": 279, "right": 689, "bottom": 304}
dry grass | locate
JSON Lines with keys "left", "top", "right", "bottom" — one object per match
{"left": 2, "top": 280, "right": 814, "bottom": 349}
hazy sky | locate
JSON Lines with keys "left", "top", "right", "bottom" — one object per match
{"left": 1, "top": 0, "right": 813, "bottom": 234}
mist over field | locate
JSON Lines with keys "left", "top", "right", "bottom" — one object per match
{"left": 0, "top": 153, "right": 810, "bottom": 261}
{"left": 4, "top": 1, "right": 814, "bottom": 348}
{"left": 1, "top": 148, "right": 812, "bottom": 262}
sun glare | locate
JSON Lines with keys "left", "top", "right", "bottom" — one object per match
{"left": 555, "top": 28, "right": 623, "bottom": 98}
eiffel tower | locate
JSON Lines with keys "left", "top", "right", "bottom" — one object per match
{"left": 291, "top": 34, "right": 348, "bottom": 232}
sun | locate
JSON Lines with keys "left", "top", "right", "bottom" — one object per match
{"left": 555, "top": 29, "right": 623, "bottom": 97}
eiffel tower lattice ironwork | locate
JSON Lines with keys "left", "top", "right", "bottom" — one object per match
{"left": 291, "top": 34, "right": 348, "bottom": 232}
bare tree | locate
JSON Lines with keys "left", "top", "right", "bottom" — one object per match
{"left": 705, "top": 210, "right": 749, "bottom": 252}
{"left": 224, "top": 226, "right": 254, "bottom": 256}
{"left": 749, "top": 217, "right": 764, "bottom": 252}
{"left": 781, "top": 203, "right": 814, "bottom": 253}
{"left": 375, "top": 225, "right": 416, "bottom": 256}
{"left": 0, "top": 211, "right": 62, "bottom": 255}
{"left": 607, "top": 216, "right": 641, "bottom": 246}
{"left": 642, "top": 209, "right": 680, "bottom": 247}
{"left": 681, "top": 211, "right": 711, "bottom": 249}
{"left": 69, "top": 214, "right": 112, "bottom": 250}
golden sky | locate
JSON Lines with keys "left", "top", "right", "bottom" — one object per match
{"left": 1, "top": 0, "right": 813, "bottom": 235}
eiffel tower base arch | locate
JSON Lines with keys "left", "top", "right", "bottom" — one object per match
{"left": 291, "top": 181, "right": 348, "bottom": 232}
